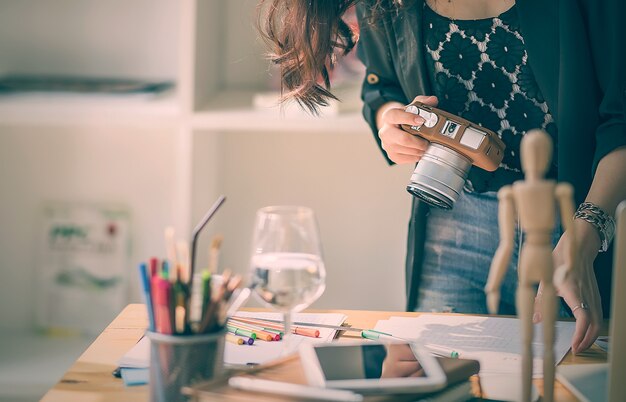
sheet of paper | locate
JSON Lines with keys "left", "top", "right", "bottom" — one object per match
{"left": 374, "top": 315, "right": 575, "bottom": 377}
{"left": 117, "top": 336, "right": 149, "bottom": 368}
{"left": 225, "top": 312, "right": 347, "bottom": 366}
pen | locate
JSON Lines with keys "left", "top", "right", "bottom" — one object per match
{"left": 228, "top": 377, "right": 363, "bottom": 402}
{"left": 138, "top": 263, "right": 155, "bottom": 331}
{"left": 424, "top": 344, "right": 460, "bottom": 358}
{"left": 360, "top": 329, "right": 406, "bottom": 342}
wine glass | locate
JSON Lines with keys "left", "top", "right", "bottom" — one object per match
{"left": 249, "top": 206, "right": 326, "bottom": 353}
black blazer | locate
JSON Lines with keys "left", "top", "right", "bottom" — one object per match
{"left": 356, "top": 0, "right": 626, "bottom": 315}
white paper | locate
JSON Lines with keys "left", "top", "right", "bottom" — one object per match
{"left": 374, "top": 315, "right": 575, "bottom": 378}
{"left": 117, "top": 336, "right": 150, "bottom": 368}
{"left": 225, "top": 312, "right": 347, "bottom": 366}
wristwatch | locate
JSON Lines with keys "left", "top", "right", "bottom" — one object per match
{"left": 574, "top": 202, "right": 616, "bottom": 252}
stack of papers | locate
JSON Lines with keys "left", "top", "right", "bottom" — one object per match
{"left": 116, "top": 337, "right": 150, "bottom": 386}
{"left": 116, "top": 312, "right": 346, "bottom": 386}
{"left": 374, "top": 315, "right": 576, "bottom": 377}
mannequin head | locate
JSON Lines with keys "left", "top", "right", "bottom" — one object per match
{"left": 520, "top": 129, "right": 553, "bottom": 181}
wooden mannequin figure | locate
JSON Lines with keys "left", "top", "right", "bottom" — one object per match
{"left": 485, "top": 129, "right": 577, "bottom": 402}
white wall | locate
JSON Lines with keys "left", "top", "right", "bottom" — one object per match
{"left": 0, "top": 0, "right": 417, "bottom": 333}
{"left": 0, "top": 126, "right": 178, "bottom": 331}
{"left": 0, "top": 0, "right": 179, "bottom": 80}
{"left": 191, "top": 130, "right": 414, "bottom": 312}
{"left": 0, "top": 125, "right": 415, "bottom": 332}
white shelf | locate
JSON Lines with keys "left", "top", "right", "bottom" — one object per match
{"left": 0, "top": 91, "right": 180, "bottom": 127}
{"left": 191, "top": 89, "right": 368, "bottom": 132}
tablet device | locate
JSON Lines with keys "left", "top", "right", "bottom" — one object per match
{"left": 299, "top": 341, "right": 447, "bottom": 394}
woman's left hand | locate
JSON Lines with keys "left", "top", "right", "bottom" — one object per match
{"left": 533, "top": 219, "right": 603, "bottom": 354}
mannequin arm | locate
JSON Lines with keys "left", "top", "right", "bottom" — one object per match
{"left": 485, "top": 186, "right": 516, "bottom": 314}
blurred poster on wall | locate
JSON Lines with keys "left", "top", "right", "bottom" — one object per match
{"left": 35, "top": 202, "right": 131, "bottom": 336}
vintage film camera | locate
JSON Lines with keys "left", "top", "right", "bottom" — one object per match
{"left": 401, "top": 101, "right": 506, "bottom": 209}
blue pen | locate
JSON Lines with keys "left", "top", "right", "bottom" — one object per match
{"left": 139, "top": 263, "right": 156, "bottom": 331}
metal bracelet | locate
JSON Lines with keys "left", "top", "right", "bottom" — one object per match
{"left": 574, "top": 202, "right": 616, "bottom": 252}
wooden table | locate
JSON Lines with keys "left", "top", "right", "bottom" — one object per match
{"left": 40, "top": 304, "right": 607, "bottom": 401}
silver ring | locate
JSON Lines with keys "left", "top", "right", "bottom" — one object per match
{"left": 571, "top": 302, "right": 589, "bottom": 313}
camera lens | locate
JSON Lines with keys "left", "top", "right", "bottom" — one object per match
{"left": 406, "top": 144, "right": 472, "bottom": 209}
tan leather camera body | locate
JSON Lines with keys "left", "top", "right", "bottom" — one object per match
{"left": 401, "top": 101, "right": 505, "bottom": 171}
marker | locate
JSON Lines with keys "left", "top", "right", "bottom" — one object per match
{"left": 226, "top": 333, "right": 245, "bottom": 345}
{"left": 149, "top": 257, "right": 159, "bottom": 278}
{"left": 260, "top": 327, "right": 283, "bottom": 339}
{"left": 161, "top": 260, "right": 169, "bottom": 280}
{"left": 153, "top": 278, "right": 173, "bottom": 334}
{"left": 232, "top": 317, "right": 365, "bottom": 333}
{"left": 425, "top": 344, "right": 460, "bottom": 358}
{"left": 198, "top": 270, "right": 212, "bottom": 323}
{"left": 227, "top": 325, "right": 256, "bottom": 339}
{"left": 173, "top": 278, "right": 189, "bottom": 334}
{"left": 228, "top": 322, "right": 275, "bottom": 341}
{"left": 230, "top": 317, "right": 319, "bottom": 338}
{"left": 294, "top": 326, "right": 320, "bottom": 338}
{"left": 241, "top": 336, "right": 255, "bottom": 345}
{"left": 360, "top": 329, "right": 405, "bottom": 342}
{"left": 138, "top": 263, "right": 155, "bottom": 331}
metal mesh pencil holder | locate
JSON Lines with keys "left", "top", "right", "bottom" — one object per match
{"left": 146, "top": 329, "right": 226, "bottom": 402}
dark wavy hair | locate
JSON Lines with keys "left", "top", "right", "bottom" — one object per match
{"left": 257, "top": 0, "right": 409, "bottom": 114}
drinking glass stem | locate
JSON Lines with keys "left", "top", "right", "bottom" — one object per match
{"left": 283, "top": 310, "right": 293, "bottom": 353}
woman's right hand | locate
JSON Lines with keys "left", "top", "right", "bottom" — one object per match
{"left": 376, "top": 95, "right": 438, "bottom": 164}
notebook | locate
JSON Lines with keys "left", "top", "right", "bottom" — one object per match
{"left": 556, "top": 200, "right": 626, "bottom": 402}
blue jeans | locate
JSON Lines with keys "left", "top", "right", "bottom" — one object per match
{"left": 415, "top": 188, "right": 564, "bottom": 315}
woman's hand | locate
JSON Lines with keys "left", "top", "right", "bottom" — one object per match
{"left": 375, "top": 95, "right": 438, "bottom": 164}
{"left": 534, "top": 219, "right": 603, "bottom": 354}
{"left": 381, "top": 343, "right": 425, "bottom": 379}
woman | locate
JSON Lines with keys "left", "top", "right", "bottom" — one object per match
{"left": 257, "top": 0, "right": 626, "bottom": 353}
